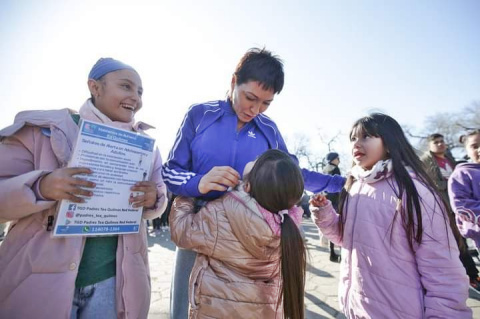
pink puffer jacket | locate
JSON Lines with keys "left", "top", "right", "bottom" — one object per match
{"left": 170, "top": 188, "right": 285, "bottom": 319}
{"left": 0, "top": 108, "right": 167, "bottom": 319}
{"left": 311, "top": 176, "right": 471, "bottom": 318}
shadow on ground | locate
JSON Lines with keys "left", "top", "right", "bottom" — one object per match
{"left": 307, "top": 263, "right": 334, "bottom": 278}
{"left": 305, "top": 291, "right": 344, "bottom": 319}
{"left": 305, "top": 308, "right": 329, "bottom": 319}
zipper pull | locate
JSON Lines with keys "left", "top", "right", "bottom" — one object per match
{"left": 46, "top": 215, "right": 54, "bottom": 231}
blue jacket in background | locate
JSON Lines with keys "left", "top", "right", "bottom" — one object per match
{"left": 162, "top": 99, "right": 345, "bottom": 199}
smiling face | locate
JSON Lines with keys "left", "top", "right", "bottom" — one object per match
{"left": 88, "top": 69, "right": 143, "bottom": 122}
{"left": 230, "top": 78, "right": 274, "bottom": 130}
{"left": 466, "top": 133, "right": 480, "bottom": 163}
{"left": 350, "top": 126, "right": 388, "bottom": 170}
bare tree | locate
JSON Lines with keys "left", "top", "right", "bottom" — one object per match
{"left": 457, "top": 101, "right": 480, "bottom": 130}
{"left": 287, "top": 130, "right": 349, "bottom": 173}
{"left": 289, "top": 133, "right": 324, "bottom": 172}
{"left": 318, "top": 131, "right": 341, "bottom": 152}
{"left": 404, "top": 100, "right": 479, "bottom": 157}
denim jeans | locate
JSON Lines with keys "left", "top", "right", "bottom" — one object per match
{"left": 170, "top": 248, "right": 197, "bottom": 319}
{"left": 71, "top": 276, "right": 116, "bottom": 319}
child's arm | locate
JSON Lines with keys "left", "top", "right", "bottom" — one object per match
{"left": 161, "top": 107, "right": 205, "bottom": 198}
{"left": 0, "top": 127, "right": 93, "bottom": 223}
{"left": 448, "top": 169, "right": 480, "bottom": 224}
{"left": 309, "top": 194, "right": 343, "bottom": 246}
{"left": 169, "top": 196, "right": 218, "bottom": 256}
{"left": 415, "top": 193, "right": 471, "bottom": 318}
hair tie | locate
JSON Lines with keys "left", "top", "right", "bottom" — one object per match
{"left": 279, "top": 209, "right": 288, "bottom": 223}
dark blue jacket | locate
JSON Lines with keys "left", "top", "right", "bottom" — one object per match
{"left": 162, "top": 99, "right": 344, "bottom": 199}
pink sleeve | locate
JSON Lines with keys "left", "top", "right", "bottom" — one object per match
{"left": 142, "top": 147, "right": 167, "bottom": 220}
{"left": 310, "top": 201, "right": 343, "bottom": 246}
{"left": 0, "top": 128, "right": 56, "bottom": 222}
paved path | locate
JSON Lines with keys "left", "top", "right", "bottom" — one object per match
{"left": 147, "top": 219, "right": 480, "bottom": 318}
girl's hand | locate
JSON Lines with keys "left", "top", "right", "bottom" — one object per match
{"left": 198, "top": 166, "right": 240, "bottom": 194}
{"left": 130, "top": 181, "right": 158, "bottom": 208}
{"left": 310, "top": 193, "right": 328, "bottom": 208}
{"left": 39, "top": 167, "right": 95, "bottom": 203}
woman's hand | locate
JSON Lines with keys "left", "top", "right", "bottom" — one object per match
{"left": 198, "top": 166, "right": 240, "bottom": 194}
{"left": 39, "top": 167, "right": 95, "bottom": 203}
{"left": 310, "top": 193, "right": 329, "bottom": 208}
{"left": 130, "top": 181, "right": 158, "bottom": 208}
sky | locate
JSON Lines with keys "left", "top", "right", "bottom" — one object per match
{"left": 1, "top": 0, "right": 479, "bottom": 171}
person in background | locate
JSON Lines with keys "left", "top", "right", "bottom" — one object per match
{"left": 421, "top": 132, "right": 480, "bottom": 292}
{"left": 159, "top": 191, "right": 173, "bottom": 231}
{"left": 162, "top": 47, "right": 344, "bottom": 319}
{"left": 421, "top": 133, "right": 456, "bottom": 196}
{"left": 322, "top": 152, "right": 342, "bottom": 262}
{"left": 300, "top": 191, "right": 311, "bottom": 219}
{"left": 449, "top": 130, "right": 480, "bottom": 252}
{"left": 0, "top": 58, "right": 167, "bottom": 318}
{"left": 151, "top": 216, "right": 162, "bottom": 235}
{"left": 170, "top": 149, "right": 306, "bottom": 319}
{"left": 311, "top": 114, "right": 471, "bottom": 318}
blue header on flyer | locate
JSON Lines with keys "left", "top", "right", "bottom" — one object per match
{"left": 80, "top": 120, "right": 154, "bottom": 151}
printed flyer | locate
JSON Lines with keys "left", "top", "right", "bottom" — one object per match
{"left": 53, "top": 119, "right": 155, "bottom": 237}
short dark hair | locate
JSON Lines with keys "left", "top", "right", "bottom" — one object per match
{"left": 427, "top": 133, "right": 444, "bottom": 141}
{"left": 234, "top": 48, "right": 284, "bottom": 94}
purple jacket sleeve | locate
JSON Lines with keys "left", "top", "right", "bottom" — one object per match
{"left": 161, "top": 109, "right": 204, "bottom": 198}
{"left": 273, "top": 128, "right": 345, "bottom": 193}
{"left": 448, "top": 168, "right": 480, "bottom": 224}
{"left": 310, "top": 201, "right": 343, "bottom": 246}
{"left": 448, "top": 167, "right": 480, "bottom": 246}
{"left": 302, "top": 168, "right": 345, "bottom": 194}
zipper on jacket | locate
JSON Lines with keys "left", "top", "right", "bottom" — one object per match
{"left": 231, "top": 119, "right": 244, "bottom": 169}
{"left": 232, "top": 121, "right": 253, "bottom": 171}
{"left": 46, "top": 215, "right": 54, "bottom": 231}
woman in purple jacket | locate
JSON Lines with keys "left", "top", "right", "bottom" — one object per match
{"left": 163, "top": 47, "right": 344, "bottom": 318}
{"left": 449, "top": 130, "right": 480, "bottom": 250}
{"left": 310, "top": 113, "right": 471, "bottom": 318}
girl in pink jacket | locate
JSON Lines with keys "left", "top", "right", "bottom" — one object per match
{"left": 0, "top": 58, "right": 167, "bottom": 319}
{"left": 170, "top": 149, "right": 307, "bottom": 319}
{"left": 310, "top": 113, "right": 471, "bottom": 318}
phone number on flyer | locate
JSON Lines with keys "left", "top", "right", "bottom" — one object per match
{"left": 88, "top": 226, "right": 121, "bottom": 233}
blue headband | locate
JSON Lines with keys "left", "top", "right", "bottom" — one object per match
{"left": 88, "top": 57, "right": 137, "bottom": 80}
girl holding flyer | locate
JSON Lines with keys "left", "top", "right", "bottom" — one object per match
{"left": 0, "top": 58, "right": 167, "bottom": 318}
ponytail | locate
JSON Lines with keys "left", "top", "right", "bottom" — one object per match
{"left": 280, "top": 214, "right": 306, "bottom": 319}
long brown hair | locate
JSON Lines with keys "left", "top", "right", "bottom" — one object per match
{"left": 246, "top": 149, "right": 306, "bottom": 319}
{"left": 338, "top": 113, "right": 463, "bottom": 251}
